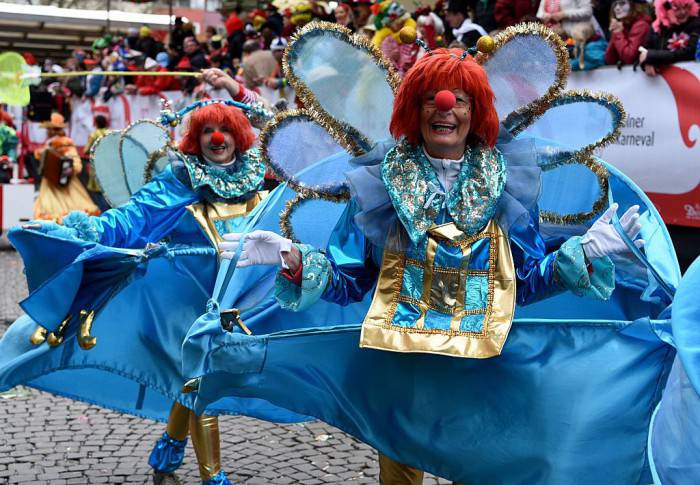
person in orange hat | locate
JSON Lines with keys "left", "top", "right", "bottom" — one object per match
{"left": 33, "top": 113, "right": 100, "bottom": 221}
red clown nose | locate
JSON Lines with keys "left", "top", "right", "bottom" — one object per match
{"left": 210, "top": 131, "right": 225, "bottom": 146}
{"left": 435, "top": 90, "right": 457, "bottom": 112}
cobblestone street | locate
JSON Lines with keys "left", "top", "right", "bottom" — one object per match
{"left": 0, "top": 247, "right": 450, "bottom": 484}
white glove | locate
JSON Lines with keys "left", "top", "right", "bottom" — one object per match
{"left": 219, "top": 230, "right": 293, "bottom": 268}
{"left": 582, "top": 203, "right": 645, "bottom": 260}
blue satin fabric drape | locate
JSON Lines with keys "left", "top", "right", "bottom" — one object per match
{"left": 186, "top": 161, "right": 687, "bottom": 483}
{"left": 194, "top": 320, "right": 672, "bottom": 484}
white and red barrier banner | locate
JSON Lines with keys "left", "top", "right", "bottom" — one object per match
{"left": 9, "top": 62, "right": 700, "bottom": 227}
{"left": 567, "top": 62, "right": 700, "bottom": 227}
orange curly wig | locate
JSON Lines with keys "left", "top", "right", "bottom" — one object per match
{"left": 179, "top": 103, "right": 256, "bottom": 156}
{"left": 389, "top": 49, "right": 499, "bottom": 148}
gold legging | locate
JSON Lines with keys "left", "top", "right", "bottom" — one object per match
{"left": 378, "top": 453, "right": 424, "bottom": 485}
{"left": 166, "top": 401, "right": 222, "bottom": 481}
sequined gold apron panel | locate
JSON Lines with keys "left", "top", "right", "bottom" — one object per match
{"left": 360, "top": 219, "right": 515, "bottom": 359}
{"left": 186, "top": 191, "right": 267, "bottom": 247}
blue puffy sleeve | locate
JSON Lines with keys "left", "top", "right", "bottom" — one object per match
{"left": 63, "top": 164, "right": 198, "bottom": 248}
{"left": 275, "top": 199, "right": 380, "bottom": 312}
{"left": 510, "top": 213, "right": 615, "bottom": 305}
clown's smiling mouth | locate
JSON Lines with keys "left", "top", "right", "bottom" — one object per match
{"left": 209, "top": 144, "right": 227, "bottom": 154}
{"left": 431, "top": 122, "right": 456, "bottom": 134}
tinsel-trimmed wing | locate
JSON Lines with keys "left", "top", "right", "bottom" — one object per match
{"left": 261, "top": 109, "right": 352, "bottom": 197}
{"left": 91, "top": 131, "right": 132, "bottom": 207}
{"left": 524, "top": 91, "right": 625, "bottom": 224}
{"left": 143, "top": 145, "right": 178, "bottom": 184}
{"left": 284, "top": 21, "right": 400, "bottom": 152}
{"left": 92, "top": 121, "right": 174, "bottom": 207}
{"left": 259, "top": 109, "right": 359, "bottom": 240}
{"left": 523, "top": 90, "right": 625, "bottom": 163}
{"left": 478, "top": 23, "right": 570, "bottom": 132}
{"left": 119, "top": 120, "right": 172, "bottom": 194}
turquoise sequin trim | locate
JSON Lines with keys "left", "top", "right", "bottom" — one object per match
{"left": 182, "top": 149, "right": 265, "bottom": 200}
{"left": 381, "top": 141, "right": 506, "bottom": 244}
{"left": 275, "top": 244, "right": 331, "bottom": 312}
{"left": 554, "top": 236, "right": 615, "bottom": 300}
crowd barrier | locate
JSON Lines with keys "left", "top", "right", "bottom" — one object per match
{"left": 7, "top": 62, "right": 700, "bottom": 227}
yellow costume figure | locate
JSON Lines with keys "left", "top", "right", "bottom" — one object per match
{"left": 33, "top": 113, "right": 99, "bottom": 221}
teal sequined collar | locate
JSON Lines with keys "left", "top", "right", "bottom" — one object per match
{"left": 183, "top": 148, "right": 265, "bottom": 199}
{"left": 380, "top": 141, "right": 506, "bottom": 243}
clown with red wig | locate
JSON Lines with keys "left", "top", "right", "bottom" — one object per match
{"left": 639, "top": 0, "right": 700, "bottom": 75}
{"left": 1, "top": 93, "right": 267, "bottom": 485}
{"left": 220, "top": 45, "right": 645, "bottom": 482}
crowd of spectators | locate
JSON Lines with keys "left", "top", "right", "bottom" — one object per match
{"left": 15, "top": 0, "right": 700, "bottom": 117}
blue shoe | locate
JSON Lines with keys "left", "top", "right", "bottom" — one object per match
{"left": 148, "top": 432, "right": 187, "bottom": 473}
{"left": 202, "top": 469, "right": 231, "bottom": 485}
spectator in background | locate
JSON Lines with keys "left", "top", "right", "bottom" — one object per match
{"left": 640, "top": 0, "right": 700, "bottom": 75}
{"left": 132, "top": 57, "right": 181, "bottom": 95}
{"left": 263, "top": 37, "right": 295, "bottom": 106}
{"left": 537, "top": 0, "right": 594, "bottom": 36}
{"left": 226, "top": 11, "right": 246, "bottom": 62}
{"left": 178, "top": 37, "right": 209, "bottom": 94}
{"left": 170, "top": 17, "right": 187, "bottom": 53}
{"left": 183, "top": 36, "right": 210, "bottom": 71}
{"left": 33, "top": 113, "right": 99, "bottom": 221}
{"left": 445, "top": 0, "right": 487, "bottom": 46}
{"left": 265, "top": 4, "right": 285, "bottom": 35}
{"left": 291, "top": 2, "right": 314, "bottom": 28}
{"left": 165, "top": 43, "right": 181, "bottom": 70}
{"left": 125, "top": 27, "right": 140, "bottom": 50}
{"left": 83, "top": 58, "right": 103, "bottom": 98}
{"left": 209, "top": 34, "right": 230, "bottom": 70}
{"left": 416, "top": 9, "right": 446, "bottom": 54}
{"left": 474, "top": 0, "right": 500, "bottom": 32}
{"left": 351, "top": 0, "right": 373, "bottom": 30}
{"left": 371, "top": 1, "right": 418, "bottom": 50}
{"left": 260, "top": 21, "right": 278, "bottom": 49}
{"left": 604, "top": 0, "right": 651, "bottom": 65}
{"left": 204, "top": 25, "right": 218, "bottom": 44}
{"left": 85, "top": 112, "right": 110, "bottom": 211}
{"left": 537, "top": 0, "right": 597, "bottom": 69}
{"left": 0, "top": 110, "right": 18, "bottom": 182}
{"left": 495, "top": 0, "right": 541, "bottom": 28}
{"left": 240, "top": 39, "right": 278, "bottom": 91}
{"left": 136, "top": 26, "right": 160, "bottom": 59}
{"left": 335, "top": 3, "right": 355, "bottom": 30}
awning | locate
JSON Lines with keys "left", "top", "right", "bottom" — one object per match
{"left": 0, "top": 1, "right": 173, "bottom": 60}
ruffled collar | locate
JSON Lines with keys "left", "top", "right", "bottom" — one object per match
{"left": 182, "top": 148, "right": 265, "bottom": 199}
{"left": 380, "top": 141, "right": 506, "bottom": 244}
